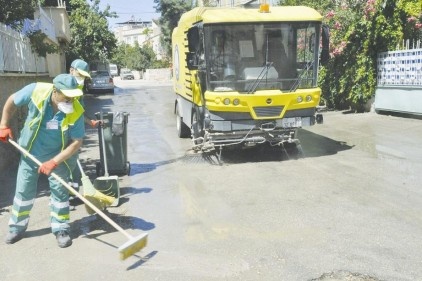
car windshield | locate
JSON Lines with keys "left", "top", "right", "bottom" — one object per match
{"left": 91, "top": 71, "right": 109, "bottom": 77}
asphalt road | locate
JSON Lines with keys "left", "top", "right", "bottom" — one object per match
{"left": 1, "top": 78, "right": 422, "bottom": 281}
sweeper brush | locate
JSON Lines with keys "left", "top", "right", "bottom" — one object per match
{"left": 76, "top": 159, "right": 115, "bottom": 214}
{"left": 94, "top": 111, "right": 120, "bottom": 207}
{"left": 9, "top": 139, "right": 148, "bottom": 260}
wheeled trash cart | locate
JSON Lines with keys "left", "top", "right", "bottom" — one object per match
{"left": 95, "top": 111, "right": 130, "bottom": 176}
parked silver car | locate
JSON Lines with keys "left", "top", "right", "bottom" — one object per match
{"left": 87, "top": 70, "right": 114, "bottom": 94}
{"left": 120, "top": 69, "right": 134, "bottom": 80}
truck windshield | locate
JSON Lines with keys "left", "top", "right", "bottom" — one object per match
{"left": 204, "top": 23, "right": 320, "bottom": 92}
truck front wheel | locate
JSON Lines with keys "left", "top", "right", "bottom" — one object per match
{"left": 192, "top": 110, "right": 203, "bottom": 144}
{"left": 176, "top": 106, "right": 190, "bottom": 138}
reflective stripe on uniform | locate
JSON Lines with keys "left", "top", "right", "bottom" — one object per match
{"left": 50, "top": 212, "right": 70, "bottom": 221}
{"left": 11, "top": 209, "right": 31, "bottom": 218}
{"left": 50, "top": 199, "right": 69, "bottom": 209}
{"left": 13, "top": 197, "right": 35, "bottom": 207}
{"left": 51, "top": 222, "right": 70, "bottom": 233}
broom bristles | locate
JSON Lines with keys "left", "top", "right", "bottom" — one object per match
{"left": 80, "top": 175, "right": 116, "bottom": 214}
{"left": 84, "top": 190, "right": 116, "bottom": 214}
{"left": 118, "top": 233, "right": 148, "bottom": 260}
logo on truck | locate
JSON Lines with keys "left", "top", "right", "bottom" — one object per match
{"left": 174, "top": 45, "right": 180, "bottom": 81}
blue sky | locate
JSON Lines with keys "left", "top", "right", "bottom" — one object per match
{"left": 98, "top": 0, "right": 161, "bottom": 29}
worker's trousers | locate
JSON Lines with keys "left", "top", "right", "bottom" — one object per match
{"left": 8, "top": 155, "right": 72, "bottom": 235}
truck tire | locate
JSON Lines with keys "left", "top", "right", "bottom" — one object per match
{"left": 176, "top": 106, "right": 190, "bottom": 138}
{"left": 192, "top": 110, "right": 203, "bottom": 144}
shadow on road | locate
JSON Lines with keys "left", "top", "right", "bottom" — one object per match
{"left": 0, "top": 130, "right": 352, "bottom": 209}
{"left": 218, "top": 129, "right": 353, "bottom": 164}
{"left": 128, "top": 151, "right": 223, "bottom": 175}
{"left": 25, "top": 227, "right": 51, "bottom": 238}
{"left": 298, "top": 129, "right": 353, "bottom": 158}
{"left": 127, "top": 250, "right": 158, "bottom": 271}
{"left": 71, "top": 211, "right": 155, "bottom": 239}
{"left": 125, "top": 129, "right": 354, "bottom": 169}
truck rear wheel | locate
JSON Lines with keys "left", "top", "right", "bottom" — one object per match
{"left": 176, "top": 106, "right": 190, "bottom": 138}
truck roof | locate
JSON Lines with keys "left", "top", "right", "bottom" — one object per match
{"left": 178, "top": 6, "right": 323, "bottom": 27}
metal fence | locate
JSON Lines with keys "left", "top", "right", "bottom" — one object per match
{"left": 377, "top": 40, "right": 422, "bottom": 86}
{"left": 0, "top": 22, "right": 48, "bottom": 74}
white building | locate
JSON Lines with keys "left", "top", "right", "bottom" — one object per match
{"left": 113, "top": 19, "right": 165, "bottom": 60}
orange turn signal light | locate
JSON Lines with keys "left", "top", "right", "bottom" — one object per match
{"left": 259, "top": 4, "right": 270, "bottom": 13}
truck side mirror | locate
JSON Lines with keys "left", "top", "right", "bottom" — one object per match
{"left": 186, "top": 52, "right": 198, "bottom": 70}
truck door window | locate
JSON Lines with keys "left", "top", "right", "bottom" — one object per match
{"left": 187, "top": 26, "right": 203, "bottom": 69}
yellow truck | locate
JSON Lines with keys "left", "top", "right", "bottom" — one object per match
{"left": 172, "top": 4, "right": 329, "bottom": 153}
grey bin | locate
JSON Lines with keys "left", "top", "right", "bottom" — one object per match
{"left": 95, "top": 111, "right": 130, "bottom": 176}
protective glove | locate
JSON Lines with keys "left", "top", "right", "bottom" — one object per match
{"left": 90, "top": 119, "right": 101, "bottom": 128}
{"left": 38, "top": 159, "right": 58, "bottom": 175}
{"left": 0, "top": 127, "right": 13, "bottom": 143}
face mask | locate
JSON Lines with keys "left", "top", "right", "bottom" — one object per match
{"left": 57, "top": 102, "right": 74, "bottom": 114}
{"left": 74, "top": 76, "right": 85, "bottom": 86}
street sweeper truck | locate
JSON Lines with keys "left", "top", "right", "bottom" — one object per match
{"left": 172, "top": 4, "right": 329, "bottom": 153}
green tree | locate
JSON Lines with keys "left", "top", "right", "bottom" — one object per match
{"left": 112, "top": 42, "right": 165, "bottom": 71}
{"left": 138, "top": 44, "right": 158, "bottom": 70}
{"left": 27, "top": 30, "right": 58, "bottom": 57}
{"left": 0, "top": 0, "right": 60, "bottom": 57}
{"left": 66, "top": 0, "right": 117, "bottom": 65}
{"left": 0, "top": 0, "right": 38, "bottom": 28}
{"left": 154, "top": 0, "right": 192, "bottom": 57}
{"left": 152, "top": 59, "right": 171, "bottom": 68}
{"left": 113, "top": 43, "right": 140, "bottom": 70}
{"left": 322, "top": 0, "right": 421, "bottom": 111}
{"left": 279, "top": 0, "right": 422, "bottom": 112}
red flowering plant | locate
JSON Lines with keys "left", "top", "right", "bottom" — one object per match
{"left": 318, "top": 0, "right": 421, "bottom": 111}
{"left": 279, "top": 0, "right": 421, "bottom": 111}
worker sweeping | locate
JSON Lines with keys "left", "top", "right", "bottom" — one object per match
{"left": 0, "top": 74, "right": 84, "bottom": 248}
{"left": 69, "top": 58, "right": 100, "bottom": 128}
{"left": 68, "top": 59, "right": 100, "bottom": 193}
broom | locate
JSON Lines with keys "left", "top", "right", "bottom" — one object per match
{"left": 76, "top": 159, "right": 115, "bottom": 214}
{"left": 9, "top": 139, "right": 148, "bottom": 260}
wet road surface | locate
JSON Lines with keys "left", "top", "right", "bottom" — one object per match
{"left": 1, "top": 78, "right": 422, "bottom": 281}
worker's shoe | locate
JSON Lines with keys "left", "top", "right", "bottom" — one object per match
{"left": 5, "top": 231, "right": 25, "bottom": 244}
{"left": 55, "top": 230, "right": 72, "bottom": 248}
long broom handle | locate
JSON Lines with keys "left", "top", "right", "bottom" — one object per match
{"left": 100, "top": 112, "right": 110, "bottom": 177}
{"left": 76, "top": 159, "right": 87, "bottom": 177}
{"left": 8, "top": 139, "right": 133, "bottom": 240}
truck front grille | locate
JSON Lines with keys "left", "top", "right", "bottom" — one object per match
{"left": 253, "top": 106, "right": 284, "bottom": 117}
